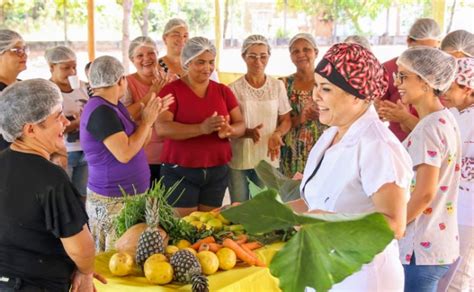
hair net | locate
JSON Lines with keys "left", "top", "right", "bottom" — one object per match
{"left": 344, "top": 35, "right": 371, "bottom": 50}
{"left": 0, "top": 79, "right": 62, "bottom": 142}
{"left": 181, "top": 37, "right": 216, "bottom": 70}
{"left": 441, "top": 30, "right": 474, "bottom": 58}
{"left": 89, "top": 56, "right": 124, "bottom": 89}
{"left": 44, "top": 46, "right": 76, "bottom": 64}
{"left": 0, "top": 29, "right": 24, "bottom": 54}
{"left": 289, "top": 33, "right": 318, "bottom": 51}
{"left": 397, "top": 47, "right": 456, "bottom": 92}
{"left": 408, "top": 18, "right": 441, "bottom": 41}
{"left": 163, "top": 18, "right": 188, "bottom": 37}
{"left": 241, "top": 34, "right": 271, "bottom": 55}
{"left": 128, "top": 36, "right": 158, "bottom": 61}
{"left": 454, "top": 58, "right": 474, "bottom": 89}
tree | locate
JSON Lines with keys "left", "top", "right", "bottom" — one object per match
{"left": 122, "top": 0, "right": 133, "bottom": 74}
{"left": 131, "top": 0, "right": 170, "bottom": 36}
{"left": 179, "top": 0, "right": 213, "bottom": 36}
{"left": 276, "top": 0, "right": 391, "bottom": 34}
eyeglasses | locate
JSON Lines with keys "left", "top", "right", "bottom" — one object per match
{"left": 6, "top": 46, "right": 29, "bottom": 56}
{"left": 246, "top": 53, "right": 269, "bottom": 62}
{"left": 393, "top": 72, "right": 417, "bottom": 84}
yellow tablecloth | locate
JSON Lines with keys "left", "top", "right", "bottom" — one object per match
{"left": 94, "top": 243, "right": 284, "bottom": 291}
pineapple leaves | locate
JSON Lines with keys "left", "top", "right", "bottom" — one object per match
{"left": 221, "top": 190, "right": 394, "bottom": 292}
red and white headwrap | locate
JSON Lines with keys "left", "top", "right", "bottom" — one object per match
{"left": 455, "top": 57, "right": 474, "bottom": 90}
{"left": 315, "top": 43, "right": 388, "bottom": 101}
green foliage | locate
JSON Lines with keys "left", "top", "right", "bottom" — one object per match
{"left": 114, "top": 191, "right": 147, "bottom": 237}
{"left": 253, "top": 160, "right": 300, "bottom": 202}
{"left": 221, "top": 190, "right": 394, "bottom": 291}
{"left": 276, "top": 0, "right": 391, "bottom": 33}
{"left": 179, "top": 0, "right": 213, "bottom": 35}
{"left": 114, "top": 179, "right": 213, "bottom": 243}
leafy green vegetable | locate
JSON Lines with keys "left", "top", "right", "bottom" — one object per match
{"left": 254, "top": 160, "right": 301, "bottom": 202}
{"left": 222, "top": 190, "right": 394, "bottom": 292}
{"left": 115, "top": 190, "right": 146, "bottom": 237}
{"left": 114, "top": 179, "right": 213, "bottom": 243}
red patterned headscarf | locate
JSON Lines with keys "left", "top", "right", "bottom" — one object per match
{"left": 315, "top": 43, "right": 388, "bottom": 101}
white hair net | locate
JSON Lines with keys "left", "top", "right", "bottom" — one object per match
{"left": 0, "top": 29, "right": 23, "bottom": 54}
{"left": 44, "top": 46, "right": 76, "bottom": 64}
{"left": 289, "top": 33, "right": 318, "bottom": 51}
{"left": 0, "top": 79, "right": 63, "bottom": 142}
{"left": 441, "top": 30, "right": 474, "bottom": 58}
{"left": 241, "top": 34, "right": 271, "bottom": 55}
{"left": 181, "top": 37, "right": 216, "bottom": 70}
{"left": 89, "top": 56, "right": 124, "bottom": 89}
{"left": 397, "top": 47, "right": 456, "bottom": 93}
{"left": 128, "top": 36, "right": 158, "bottom": 61}
{"left": 344, "top": 35, "right": 371, "bottom": 50}
{"left": 408, "top": 18, "right": 441, "bottom": 41}
{"left": 163, "top": 18, "right": 188, "bottom": 37}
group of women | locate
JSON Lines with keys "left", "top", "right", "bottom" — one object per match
{"left": 0, "top": 15, "right": 473, "bottom": 292}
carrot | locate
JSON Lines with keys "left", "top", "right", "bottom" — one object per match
{"left": 242, "top": 242, "right": 263, "bottom": 250}
{"left": 240, "top": 243, "right": 266, "bottom": 267}
{"left": 235, "top": 234, "right": 248, "bottom": 244}
{"left": 223, "top": 238, "right": 256, "bottom": 266}
{"left": 191, "top": 236, "right": 215, "bottom": 250}
{"left": 207, "top": 243, "right": 223, "bottom": 253}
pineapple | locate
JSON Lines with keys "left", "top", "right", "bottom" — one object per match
{"left": 170, "top": 249, "right": 209, "bottom": 292}
{"left": 136, "top": 196, "right": 165, "bottom": 267}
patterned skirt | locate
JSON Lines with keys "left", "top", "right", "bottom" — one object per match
{"left": 86, "top": 191, "right": 142, "bottom": 252}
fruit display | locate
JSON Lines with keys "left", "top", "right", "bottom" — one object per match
{"left": 109, "top": 180, "right": 295, "bottom": 291}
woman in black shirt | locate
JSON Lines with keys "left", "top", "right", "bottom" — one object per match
{"left": 0, "top": 79, "right": 105, "bottom": 291}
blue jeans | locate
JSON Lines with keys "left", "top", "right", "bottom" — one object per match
{"left": 403, "top": 253, "right": 450, "bottom": 292}
{"left": 67, "top": 151, "right": 88, "bottom": 196}
{"left": 228, "top": 168, "right": 265, "bottom": 203}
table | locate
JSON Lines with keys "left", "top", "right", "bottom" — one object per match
{"left": 94, "top": 243, "right": 284, "bottom": 291}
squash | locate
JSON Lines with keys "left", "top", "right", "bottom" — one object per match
{"left": 115, "top": 223, "right": 169, "bottom": 258}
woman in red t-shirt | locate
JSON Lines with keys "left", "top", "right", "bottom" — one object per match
{"left": 157, "top": 37, "right": 245, "bottom": 217}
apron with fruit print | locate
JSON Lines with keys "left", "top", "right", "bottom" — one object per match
{"left": 399, "top": 108, "right": 462, "bottom": 265}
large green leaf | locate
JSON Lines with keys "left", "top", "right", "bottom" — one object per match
{"left": 271, "top": 213, "right": 393, "bottom": 292}
{"left": 254, "top": 160, "right": 301, "bottom": 202}
{"left": 221, "top": 190, "right": 394, "bottom": 292}
{"left": 221, "top": 189, "right": 309, "bottom": 234}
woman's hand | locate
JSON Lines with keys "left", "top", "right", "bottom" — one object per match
{"left": 301, "top": 102, "right": 319, "bottom": 123}
{"left": 218, "top": 115, "right": 235, "bottom": 139}
{"left": 200, "top": 111, "right": 225, "bottom": 135}
{"left": 141, "top": 93, "right": 174, "bottom": 127}
{"left": 267, "top": 131, "right": 284, "bottom": 161}
{"left": 71, "top": 271, "right": 107, "bottom": 292}
{"left": 377, "top": 100, "right": 410, "bottom": 123}
{"left": 150, "top": 67, "right": 170, "bottom": 94}
{"left": 245, "top": 123, "right": 263, "bottom": 143}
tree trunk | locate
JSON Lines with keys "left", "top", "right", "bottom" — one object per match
{"left": 396, "top": 3, "right": 400, "bottom": 36}
{"left": 64, "top": 0, "right": 68, "bottom": 44}
{"left": 446, "top": 0, "right": 456, "bottom": 33}
{"left": 223, "top": 0, "right": 229, "bottom": 40}
{"left": 142, "top": 0, "right": 150, "bottom": 36}
{"left": 122, "top": 0, "right": 133, "bottom": 74}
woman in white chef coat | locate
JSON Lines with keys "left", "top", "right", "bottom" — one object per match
{"left": 288, "top": 43, "right": 414, "bottom": 291}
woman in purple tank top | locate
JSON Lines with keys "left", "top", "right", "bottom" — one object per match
{"left": 80, "top": 56, "right": 173, "bottom": 251}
